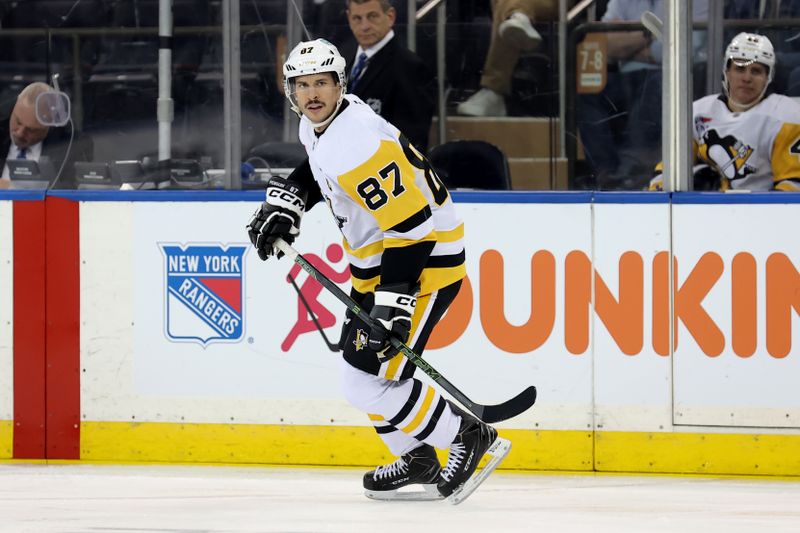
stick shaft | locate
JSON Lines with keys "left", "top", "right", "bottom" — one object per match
{"left": 274, "top": 238, "right": 537, "bottom": 423}
{"left": 274, "top": 238, "right": 479, "bottom": 412}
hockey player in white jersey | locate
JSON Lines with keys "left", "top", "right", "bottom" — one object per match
{"left": 246, "top": 39, "right": 510, "bottom": 504}
{"left": 650, "top": 32, "right": 800, "bottom": 191}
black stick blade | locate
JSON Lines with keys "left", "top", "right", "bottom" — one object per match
{"left": 474, "top": 386, "right": 537, "bottom": 424}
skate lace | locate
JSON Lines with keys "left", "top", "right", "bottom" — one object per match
{"left": 440, "top": 442, "right": 466, "bottom": 482}
{"left": 373, "top": 457, "right": 409, "bottom": 480}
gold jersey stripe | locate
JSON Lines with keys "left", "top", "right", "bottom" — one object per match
{"left": 436, "top": 223, "right": 465, "bottom": 243}
{"left": 338, "top": 140, "right": 430, "bottom": 231}
{"left": 344, "top": 239, "right": 383, "bottom": 259}
{"left": 350, "top": 263, "right": 465, "bottom": 296}
{"left": 367, "top": 413, "right": 385, "bottom": 422}
{"left": 383, "top": 230, "right": 437, "bottom": 250}
{"left": 401, "top": 386, "right": 436, "bottom": 434}
{"left": 345, "top": 227, "right": 461, "bottom": 262}
{"left": 771, "top": 123, "right": 800, "bottom": 186}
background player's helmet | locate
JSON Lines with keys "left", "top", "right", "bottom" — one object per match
{"left": 722, "top": 33, "right": 775, "bottom": 108}
{"left": 283, "top": 39, "right": 347, "bottom": 127}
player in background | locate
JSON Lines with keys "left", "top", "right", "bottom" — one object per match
{"left": 650, "top": 33, "right": 800, "bottom": 191}
{"left": 246, "top": 39, "right": 510, "bottom": 504}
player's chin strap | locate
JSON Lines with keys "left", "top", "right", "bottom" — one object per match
{"left": 726, "top": 93, "right": 765, "bottom": 112}
{"left": 272, "top": 238, "right": 538, "bottom": 424}
{"left": 723, "top": 65, "right": 769, "bottom": 112}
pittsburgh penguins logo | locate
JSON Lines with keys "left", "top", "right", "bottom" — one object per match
{"left": 354, "top": 328, "right": 369, "bottom": 351}
{"left": 703, "top": 129, "right": 756, "bottom": 181}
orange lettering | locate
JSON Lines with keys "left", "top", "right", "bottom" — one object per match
{"left": 677, "top": 252, "right": 725, "bottom": 357}
{"left": 564, "top": 251, "right": 591, "bottom": 354}
{"left": 766, "top": 253, "right": 800, "bottom": 358}
{"left": 732, "top": 253, "right": 757, "bottom": 357}
{"left": 565, "top": 251, "right": 643, "bottom": 355}
{"left": 597, "top": 252, "right": 644, "bottom": 355}
{"left": 480, "top": 250, "right": 555, "bottom": 353}
{"left": 652, "top": 252, "right": 674, "bottom": 356}
{"left": 653, "top": 252, "right": 725, "bottom": 356}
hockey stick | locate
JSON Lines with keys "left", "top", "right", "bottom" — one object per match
{"left": 286, "top": 272, "right": 340, "bottom": 352}
{"left": 640, "top": 10, "right": 663, "bottom": 41}
{"left": 273, "top": 238, "right": 537, "bottom": 424}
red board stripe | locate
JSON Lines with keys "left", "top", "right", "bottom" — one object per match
{"left": 45, "top": 197, "right": 80, "bottom": 459}
{"left": 13, "top": 200, "right": 47, "bottom": 459}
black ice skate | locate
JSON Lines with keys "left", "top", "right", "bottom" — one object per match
{"left": 363, "top": 443, "right": 443, "bottom": 501}
{"left": 437, "top": 405, "right": 511, "bottom": 505}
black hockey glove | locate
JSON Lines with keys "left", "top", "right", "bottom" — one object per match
{"left": 337, "top": 307, "right": 354, "bottom": 352}
{"left": 367, "top": 282, "right": 418, "bottom": 363}
{"left": 246, "top": 177, "right": 308, "bottom": 260}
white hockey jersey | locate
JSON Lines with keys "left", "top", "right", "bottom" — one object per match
{"left": 651, "top": 93, "right": 800, "bottom": 191}
{"left": 298, "top": 94, "right": 465, "bottom": 295}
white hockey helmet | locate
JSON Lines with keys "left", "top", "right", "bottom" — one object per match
{"left": 283, "top": 39, "right": 347, "bottom": 127}
{"left": 722, "top": 33, "right": 775, "bottom": 108}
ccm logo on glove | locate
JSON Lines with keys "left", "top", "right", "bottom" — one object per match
{"left": 367, "top": 282, "right": 419, "bottom": 363}
{"left": 245, "top": 177, "right": 308, "bottom": 261}
{"left": 267, "top": 187, "right": 306, "bottom": 210}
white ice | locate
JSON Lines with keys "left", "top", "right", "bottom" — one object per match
{"left": 2, "top": 463, "right": 800, "bottom": 533}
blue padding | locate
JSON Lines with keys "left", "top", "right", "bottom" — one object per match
{"left": 593, "top": 191, "right": 670, "bottom": 204}
{"left": 49, "top": 190, "right": 265, "bottom": 202}
{"left": 672, "top": 192, "right": 800, "bottom": 204}
{"left": 5, "top": 189, "right": 800, "bottom": 206}
{"left": 0, "top": 190, "right": 47, "bottom": 201}
{"left": 450, "top": 190, "right": 594, "bottom": 203}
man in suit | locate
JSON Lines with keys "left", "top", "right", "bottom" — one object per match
{"left": 1, "top": 82, "right": 92, "bottom": 189}
{"left": 340, "top": 0, "right": 435, "bottom": 152}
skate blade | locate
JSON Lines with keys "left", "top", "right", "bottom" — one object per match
{"left": 446, "top": 437, "right": 511, "bottom": 505}
{"left": 365, "top": 483, "right": 443, "bottom": 502}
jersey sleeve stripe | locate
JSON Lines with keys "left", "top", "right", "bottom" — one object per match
{"left": 433, "top": 240, "right": 466, "bottom": 257}
{"left": 436, "top": 223, "right": 465, "bottom": 243}
{"left": 349, "top": 263, "right": 381, "bottom": 280}
{"left": 343, "top": 238, "right": 383, "bottom": 260}
{"left": 427, "top": 250, "right": 466, "bottom": 268}
{"left": 383, "top": 230, "right": 437, "bottom": 250}
{"left": 775, "top": 177, "right": 800, "bottom": 190}
{"left": 387, "top": 205, "right": 432, "bottom": 234}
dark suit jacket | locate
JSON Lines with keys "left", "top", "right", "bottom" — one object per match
{"left": 341, "top": 35, "right": 436, "bottom": 152}
{"left": 1, "top": 117, "right": 93, "bottom": 189}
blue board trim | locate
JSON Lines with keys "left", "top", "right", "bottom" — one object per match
{"left": 0, "top": 189, "right": 798, "bottom": 205}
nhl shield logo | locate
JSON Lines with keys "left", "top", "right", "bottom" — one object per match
{"left": 160, "top": 243, "right": 248, "bottom": 345}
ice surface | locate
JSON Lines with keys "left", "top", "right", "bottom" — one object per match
{"left": 1, "top": 464, "right": 799, "bottom": 533}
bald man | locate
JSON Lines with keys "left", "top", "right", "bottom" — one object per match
{"left": 1, "top": 82, "right": 92, "bottom": 189}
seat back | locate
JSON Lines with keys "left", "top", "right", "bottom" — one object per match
{"left": 246, "top": 141, "right": 307, "bottom": 169}
{"left": 428, "top": 140, "right": 511, "bottom": 190}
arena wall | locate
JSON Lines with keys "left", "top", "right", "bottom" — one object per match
{"left": 2, "top": 190, "right": 799, "bottom": 476}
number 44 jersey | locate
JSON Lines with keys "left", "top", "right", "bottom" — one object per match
{"left": 692, "top": 93, "right": 800, "bottom": 191}
{"left": 298, "top": 94, "right": 466, "bottom": 296}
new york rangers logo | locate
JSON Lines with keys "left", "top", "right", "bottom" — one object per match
{"left": 160, "top": 244, "right": 248, "bottom": 345}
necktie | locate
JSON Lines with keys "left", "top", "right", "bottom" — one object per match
{"left": 18, "top": 147, "right": 27, "bottom": 160}
{"left": 350, "top": 52, "right": 368, "bottom": 89}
